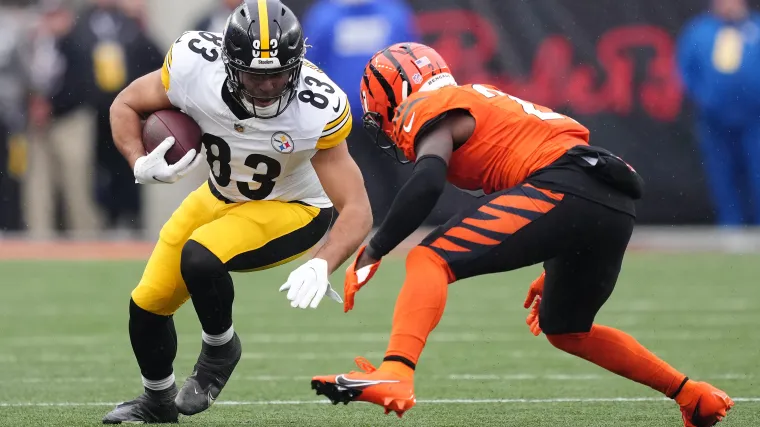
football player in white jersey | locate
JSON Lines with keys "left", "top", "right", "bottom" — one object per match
{"left": 103, "top": 0, "right": 372, "bottom": 423}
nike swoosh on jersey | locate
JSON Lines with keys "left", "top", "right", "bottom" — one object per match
{"left": 403, "top": 112, "right": 416, "bottom": 133}
{"left": 333, "top": 98, "right": 341, "bottom": 113}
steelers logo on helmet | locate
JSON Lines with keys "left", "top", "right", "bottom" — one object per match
{"left": 271, "top": 131, "right": 295, "bottom": 154}
{"left": 221, "top": 0, "right": 306, "bottom": 119}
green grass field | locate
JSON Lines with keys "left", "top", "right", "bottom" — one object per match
{"left": 0, "top": 252, "right": 758, "bottom": 426}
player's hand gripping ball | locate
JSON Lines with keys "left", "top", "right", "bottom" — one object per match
{"left": 135, "top": 110, "right": 204, "bottom": 184}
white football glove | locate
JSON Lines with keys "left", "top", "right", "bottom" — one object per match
{"left": 133, "top": 136, "right": 204, "bottom": 184}
{"left": 279, "top": 258, "right": 343, "bottom": 309}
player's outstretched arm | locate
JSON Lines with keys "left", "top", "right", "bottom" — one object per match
{"left": 110, "top": 70, "right": 175, "bottom": 169}
{"left": 341, "top": 112, "right": 473, "bottom": 312}
{"left": 358, "top": 116, "right": 461, "bottom": 266}
{"left": 310, "top": 142, "right": 373, "bottom": 274}
{"left": 278, "top": 142, "right": 372, "bottom": 310}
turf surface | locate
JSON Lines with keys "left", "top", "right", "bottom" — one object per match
{"left": 0, "top": 253, "right": 757, "bottom": 426}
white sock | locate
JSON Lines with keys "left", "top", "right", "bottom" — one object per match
{"left": 202, "top": 325, "right": 234, "bottom": 346}
{"left": 142, "top": 373, "right": 175, "bottom": 391}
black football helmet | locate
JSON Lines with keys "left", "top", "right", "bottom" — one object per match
{"left": 222, "top": 0, "right": 305, "bottom": 118}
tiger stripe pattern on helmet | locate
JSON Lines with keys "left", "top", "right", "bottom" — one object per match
{"left": 360, "top": 43, "right": 455, "bottom": 161}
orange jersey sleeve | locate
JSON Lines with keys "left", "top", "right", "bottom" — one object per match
{"left": 391, "top": 84, "right": 590, "bottom": 194}
{"left": 391, "top": 90, "right": 473, "bottom": 161}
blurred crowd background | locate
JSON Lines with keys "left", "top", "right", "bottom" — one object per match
{"left": 1, "top": 0, "right": 759, "bottom": 240}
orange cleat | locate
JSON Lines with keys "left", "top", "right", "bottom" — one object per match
{"left": 678, "top": 381, "right": 735, "bottom": 427}
{"left": 311, "top": 357, "right": 416, "bottom": 418}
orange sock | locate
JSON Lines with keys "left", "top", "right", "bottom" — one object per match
{"left": 382, "top": 247, "right": 454, "bottom": 371}
{"left": 546, "top": 325, "right": 687, "bottom": 398}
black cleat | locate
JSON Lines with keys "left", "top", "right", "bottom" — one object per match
{"left": 102, "top": 385, "right": 178, "bottom": 424}
{"left": 175, "top": 332, "right": 242, "bottom": 416}
{"left": 311, "top": 379, "right": 362, "bottom": 405}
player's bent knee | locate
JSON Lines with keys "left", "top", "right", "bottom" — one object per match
{"left": 405, "top": 246, "right": 455, "bottom": 284}
{"left": 544, "top": 332, "right": 591, "bottom": 355}
{"left": 406, "top": 246, "right": 435, "bottom": 267}
{"left": 130, "top": 298, "right": 171, "bottom": 326}
{"left": 131, "top": 281, "right": 186, "bottom": 316}
{"left": 538, "top": 311, "right": 594, "bottom": 336}
{"left": 180, "top": 240, "right": 226, "bottom": 292}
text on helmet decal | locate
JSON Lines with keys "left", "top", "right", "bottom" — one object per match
{"left": 250, "top": 57, "right": 282, "bottom": 68}
{"left": 419, "top": 73, "right": 457, "bottom": 92}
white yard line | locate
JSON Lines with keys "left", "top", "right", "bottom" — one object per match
{"left": 0, "top": 373, "right": 751, "bottom": 385}
{"left": 445, "top": 373, "right": 752, "bottom": 381}
{"left": 0, "top": 352, "right": 386, "bottom": 363}
{"left": 1, "top": 397, "right": 760, "bottom": 407}
{"left": 2, "top": 330, "right": 754, "bottom": 347}
{"left": 0, "top": 349, "right": 554, "bottom": 363}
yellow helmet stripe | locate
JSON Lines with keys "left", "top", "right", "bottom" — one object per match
{"left": 257, "top": 0, "right": 270, "bottom": 58}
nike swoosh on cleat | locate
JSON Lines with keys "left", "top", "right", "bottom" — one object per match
{"left": 335, "top": 375, "right": 400, "bottom": 390}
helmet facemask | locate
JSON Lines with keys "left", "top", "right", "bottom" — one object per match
{"left": 362, "top": 111, "right": 410, "bottom": 164}
{"left": 361, "top": 73, "right": 411, "bottom": 164}
{"left": 223, "top": 54, "right": 302, "bottom": 119}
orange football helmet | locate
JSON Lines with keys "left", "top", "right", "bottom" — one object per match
{"left": 360, "top": 42, "right": 456, "bottom": 163}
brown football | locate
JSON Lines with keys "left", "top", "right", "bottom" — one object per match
{"left": 142, "top": 109, "right": 203, "bottom": 165}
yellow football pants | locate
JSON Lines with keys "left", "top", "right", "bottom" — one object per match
{"left": 132, "top": 181, "right": 332, "bottom": 316}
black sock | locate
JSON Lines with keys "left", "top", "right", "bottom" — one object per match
{"left": 383, "top": 355, "right": 417, "bottom": 370}
{"left": 129, "top": 299, "right": 177, "bottom": 381}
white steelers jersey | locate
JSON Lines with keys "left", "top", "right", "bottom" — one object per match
{"left": 160, "top": 31, "right": 352, "bottom": 208}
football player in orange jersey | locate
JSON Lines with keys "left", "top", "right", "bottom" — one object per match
{"left": 310, "top": 43, "right": 734, "bottom": 427}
